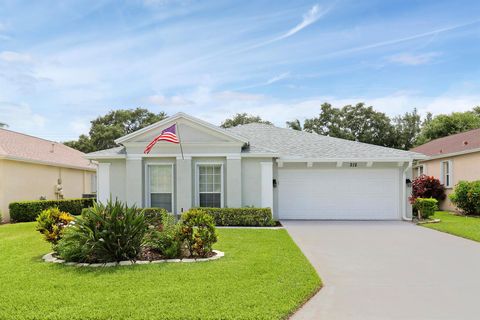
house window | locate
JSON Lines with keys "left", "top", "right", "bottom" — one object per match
{"left": 441, "top": 160, "right": 452, "bottom": 188}
{"left": 416, "top": 165, "right": 424, "bottom": 177}
{"left": 197, "top": 164, "right": 223, "bottom": 208}
{"left": 148, "top": 164, "right": 173, "bottom": 212}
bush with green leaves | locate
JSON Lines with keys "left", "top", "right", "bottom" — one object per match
{"left": 413, "top": 198, "right": 438, "bottom": 219}
{"left": 449, "top": 181, "right": 480, "bottom": 215}
{"left": 143, "top": 213, "right": 181, "bottom": 259}
{"left": 56, "top": 200, "right": 148, "bottom": 263}
{"left": 36, "top": 207, "right": 74, "bottom": 245}
{"left": 199, "top": 207, "right": 275, "bottom": 226}
{"left": 179, "top": 209, "right": 217, "bottom": 258}
{"left": 142, "top": 207, "right": 170, "bottom": 228}
{"left": 9, "top": 198, "right": 94, "bottom": 222}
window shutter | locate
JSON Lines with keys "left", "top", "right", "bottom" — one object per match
{"left": 448, "top": 160, "right": 453, "bottom": 187}
{"left": 440, "top": 162, "right": 444, "bottom": 184}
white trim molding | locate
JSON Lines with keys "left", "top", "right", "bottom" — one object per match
{"left": 144, "top": 163, "right": 175, "bottom": 212}
{"left": 260, "top": 162, "right": 274, "bottom": 209}
{"left": 115, "top": 112, "right": 249, "bottom": 144}
{"left": 97, "top": 163, "right": 111, "bottom": 203}
{"left": 195, "top": 162, "right": 224, "bottom": 208}
{"left": 440, "top": 159, "right": 453, "bottom": 188}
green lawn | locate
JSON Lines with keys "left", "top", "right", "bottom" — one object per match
{"left": 421, "top": 211, "right": 480, "bottom": 242}
{"left": 0, "top": 223, "right": 321, "bottom": 320}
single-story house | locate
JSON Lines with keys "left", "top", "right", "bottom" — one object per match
{"left": 86, "top": 112, "right": 425, "bottom": 220}
{"left": 411, "top": 128, "right": 480, "bottom": 211}
{"left": 0, "top": 128, "right": 97, "bottom": 222}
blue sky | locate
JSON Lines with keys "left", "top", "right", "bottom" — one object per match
{"left": 1, "top": 0, "right": 479, "bottom": 141}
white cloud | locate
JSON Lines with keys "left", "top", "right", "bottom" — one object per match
{"left": 266, "top": 72, "right": 290, "bottom": 84}
{"left": 240, "top": 4, "right": 329, "bottom": 52}
{"left": 388, "top": 52, "right": 440, "bottom": 65}
{"left": 69, "top": 119, "right": 90, "bottom": 136}
{"left": 279, "top": 4, "right": 325, "bottom": 40}
{"left": 148, "top": 94, "right": 193, "bottom": 106}
{"left": 0, "top": 51, "right": 32, "bottom": 63}
{"left": 0, "top": 102, "right": 46, "bottom": 131}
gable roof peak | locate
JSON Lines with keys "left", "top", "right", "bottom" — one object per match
{"left": 114, "top": 112, "right": 249, "bottom": 144}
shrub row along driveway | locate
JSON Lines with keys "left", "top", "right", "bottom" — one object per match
{"left": 283, "top": 220, "right": 480, "bottom": 320}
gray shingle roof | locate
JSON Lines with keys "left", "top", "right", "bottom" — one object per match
{"left": 86, "top": 146, "right": 126, "bottom": 157}
{"left": 228, "top": 123, "right": 424, "bottom": 160}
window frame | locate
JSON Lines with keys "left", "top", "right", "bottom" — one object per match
{"left": 145, "top": 163, "right": 175, "bottom": 212}
{"left": 440, "top": 160, "right": 453, "bottom": 188}
{"left": 416, "top": 164, "right": 425, "bottom": 177}
{"left": 195, "top": 162, "right": 224, "bottom": 208}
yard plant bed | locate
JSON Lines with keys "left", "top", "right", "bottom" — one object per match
{"left": 0, "top": 222, "right": 321, "bottom": 320}
{"left": 42, "top": 250, "right": 225, "bottom": 266}
{"left": 421, "top": 211, "right": 480, "bottom": 242}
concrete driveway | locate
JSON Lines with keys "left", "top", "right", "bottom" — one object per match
{"left": 283, "top": 220, "right": 480, "bottom": 320}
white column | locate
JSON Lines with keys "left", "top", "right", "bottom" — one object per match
{"left": 226, "top": 156, "right": 242, "bottom": 208}
{"left": 176, "top": 156, "right": 192, "bottom": 214}
{"left": 97, "top": 162, "right": 111, "bottom": 203}
{"left": 260, "top": 162, "right": 273, "bottom": 208}
{"left": 125, "top": 157, "right": 143, "bottom": 207}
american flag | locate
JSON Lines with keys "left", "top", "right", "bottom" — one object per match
{"left": 144, "top": 124, "right": 179, "bottom": 154}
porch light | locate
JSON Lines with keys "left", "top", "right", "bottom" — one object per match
{"left": 406, "top": 179, "right": 412, "bottom": 187}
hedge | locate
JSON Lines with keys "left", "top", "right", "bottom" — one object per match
{"left": 413, "top": 198, "right": 438, "bottom": 220}
{"left": 197, "top": 207, "right": 275, "bottom": 226}
{"left": 9, "top": 198, "right": 95, "bottom": 223}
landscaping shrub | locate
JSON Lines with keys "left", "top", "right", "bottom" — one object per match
{"left": 179, "top": 209, "right": 217, "bottom": 258}
{"left": 143, "top": 214, "right": 181, "bottom": 259}
{"left": 413, "top": 198, "right": 438, "bottom": 219}
{"left": 142, "top": 207, "right": 170, "bottom": 227}
{"left": 56, "top": 200, "right": 148, "bottom": 263}
{"left": 199, "top": 207, "right": 275, "bottom": 226}
{"left": 449, "top": 181, "right": 480, "bottom": 215}
{"left": 36, "top": 207, "right": 74, "bottom": 245}
{"left": 9, "top": 198, "right": 94, "bottom": 222}
{"left": 410, "top": 175, "right": 446, "bottom": 204}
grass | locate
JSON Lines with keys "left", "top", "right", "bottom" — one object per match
{"left": 0, "top": 223, "right": 321, "bottom": 320}
{"left": 421, "top": 211, "right": 480, "bottom": 242}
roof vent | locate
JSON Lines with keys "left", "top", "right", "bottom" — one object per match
{"left": 50, "top": 143, "right": 55, "bottom": 153}
{"left": 463, "top": 140, "right": 469, "bottom": 146}
{"left": 439, "top": 148, "right": 443, "bottom": 153}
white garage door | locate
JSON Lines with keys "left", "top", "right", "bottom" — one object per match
{"left": 278, "top": 168, "right": 401, "bottom": 220}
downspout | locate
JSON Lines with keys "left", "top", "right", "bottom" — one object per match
{"left": 402, "top": 161, "right": 413, "bottom": 221}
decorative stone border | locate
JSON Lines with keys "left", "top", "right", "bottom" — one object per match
{"left": 42, "top": 250, "right": 224, "bottom": 267}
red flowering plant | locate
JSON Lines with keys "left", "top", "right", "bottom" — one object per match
{"left": 409, "top": 174, "right": 446, "bottom": 204}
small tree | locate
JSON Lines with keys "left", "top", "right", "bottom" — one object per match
{"left": 410, "top": 175, "right": 446, "bottom": 204}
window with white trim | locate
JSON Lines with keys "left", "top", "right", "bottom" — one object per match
{"left": 441, "top": 160, "right": 452, "bottom": 188}
{"left": 197, "top": 164, "right": 222, "bottom": 208}
{"left": 148, "top": 165, "right": 173, "bottom": 212}
{"left": 416, "top": 165, "right": 424, "bottom": 177}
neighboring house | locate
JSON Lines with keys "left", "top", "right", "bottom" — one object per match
{"left": 411, "top": 128, "right": 480, "bottom": 211}
{"left": 86, "top": 112, "right": 424, "bottom": 220}
{"left": 0, "top": 128, "right": 97, "bottom": 222}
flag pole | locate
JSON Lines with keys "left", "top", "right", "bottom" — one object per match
{"left": 176, "top": 122, "right": 184, "bottom": 160}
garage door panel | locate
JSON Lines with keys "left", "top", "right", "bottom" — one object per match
{"left": 278, "top": 168, "right": 400, "bottom": 220}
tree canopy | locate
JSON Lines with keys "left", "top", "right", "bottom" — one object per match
{"left": 415, "top": 109, "right": 480, "bottom": 146}
{"left": 64, "top": 108, "right": 167, "bottom": 153}
{"left": 220, "top": 113, "right": 272, "bottom": 128}
{"left": 287, "top": 103, "right": 423, "bottom": 150}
